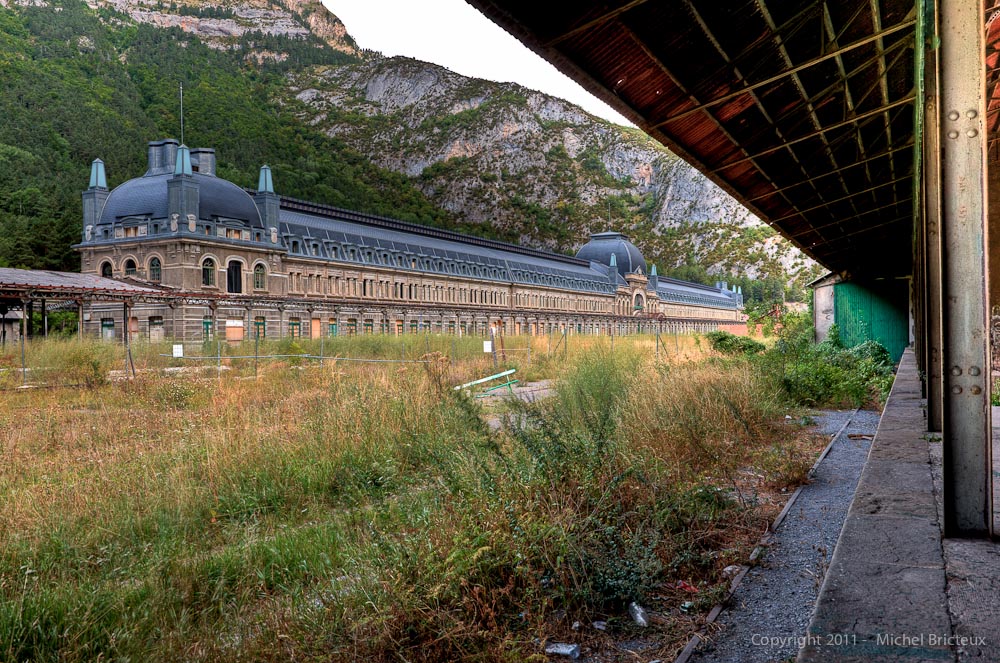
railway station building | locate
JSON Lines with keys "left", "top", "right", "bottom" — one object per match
{"left": 74, "top": 138, "right": 746, "bottom": 342}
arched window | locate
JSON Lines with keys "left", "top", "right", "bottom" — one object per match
{"left": 149, "top": 257, "right": 161, "bottom": 283}
{"left": 124, "top": 259, "right": 136, "bottom": 276}
{"left": 100, "top": 261, "right": 113, "bottom": 278}
{"left": 202, "top": 258, "right": 216, "bottom": 287}
{"left": 253, "top": 264, "right": 266, "bottom": 290}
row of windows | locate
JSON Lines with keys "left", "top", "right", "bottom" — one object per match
{"left": 284, "top": 272, "right": 514, "bottom": 306}
{"left": 105, "top": 223, "right": 264, "bottom": 243}
{"left": 281, "top": 237, "right": 610, "bottom": 294}
{"left": 103, "top": 313, "right": 727, "bottom": 343}
{"left": 512, "top": 292, "right": 607, "bottom": 312}
{"left": 200, "top": 259, "right": 267, "bottom": 293}
{"left": 99, "top": 255, "right": 735, "bottom": 321}
{"left": 100, "top": 230, "right": 607, "bottom": 296}
{"left": 102, "top": 258, "right": 161, "bottom": 282}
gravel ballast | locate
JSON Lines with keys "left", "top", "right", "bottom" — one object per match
{"left": 687, "top": 409, "right": 880, "bottom": 663}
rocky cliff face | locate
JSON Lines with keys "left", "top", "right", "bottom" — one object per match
{"left": 84, "top": 0, "right": 357, "bottom": 54}
{"left": 81, "top": 0, "right": 817, "bottom": 284}
{"left": 287, "top": 56, "right": 816, "bottom": 281}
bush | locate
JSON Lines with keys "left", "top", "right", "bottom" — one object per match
{"left": 773, "top": 337, "right": 894, "bottom": 408}
{"left": 848, "top": 339, "right": 893, "bottom": 368}
{"left": 704, "top": 330, "right": 765, "bottom": 356}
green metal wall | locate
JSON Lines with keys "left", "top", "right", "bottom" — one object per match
{"left": 833, "top": 282, "right": 909, "bottom": 362}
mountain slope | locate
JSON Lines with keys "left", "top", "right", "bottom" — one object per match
{"left": 286, "top": 55, "right": 818, "bottom": 285}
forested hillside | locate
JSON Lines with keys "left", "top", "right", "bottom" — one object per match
{"left": 0, "top": 0, "right": 464, "bottom": 270}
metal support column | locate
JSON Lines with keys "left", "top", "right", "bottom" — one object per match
{"left": 925, "top": 42, "right": 945, "bottom": 433}
{"left": 939, "top": 0, "right": 992, "bottom": 536}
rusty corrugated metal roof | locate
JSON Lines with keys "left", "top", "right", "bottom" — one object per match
{"left": 0, "top": 268, "right": 164, "bottom": 298}
{"left": 466, "top": 0, "right": 918, "bottom": 278}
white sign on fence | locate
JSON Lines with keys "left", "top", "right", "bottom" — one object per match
{"left": 172, "top": 344, "right": 184, "bottom": 358}
{"left": 483, "top": 341, "right": 493, "bottom": 353}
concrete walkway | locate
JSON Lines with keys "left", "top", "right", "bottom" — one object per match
{"left": 799, "top": 350, "right": 1000, "bottom": 663}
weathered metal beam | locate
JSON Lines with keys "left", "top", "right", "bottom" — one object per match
{"left": 799, "top": 210, "right": 913, "bottom": 245}
{"left": 621, "top": 24, "right": 802, "bottom": 214}
{"left": 868, "top": 0, "right": 901, "bottom": 207}
{"left": 712, "top": 95, "right": 916, "bottom": 173}
{"left": 755, "top": 0, "right": 863, "bottom": 217}
{"left": 939, "top": 0, "right": 992, "bottom": 537}
{"left": 543, "top": 0, "right": 650, "bottom": 47}
{"left": 768, "top": 175, "right": 911, "bottom": 224}
{"left": 808, "top": 215, "right": 912, "bottom": 259}
{"left": 925, "top": 37, "right": 944, "bottom": 433}
{"left": 694, "top": 0, "right": 868, "bottom": 219}
{"left": 747, "top": 141, "right": 915, "bottom": 202}
{"left": 651, "top": 17, "right": 917, "bottom": 129}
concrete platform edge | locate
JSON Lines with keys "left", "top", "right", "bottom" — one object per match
{"left": 798, "top": 349, "right": 954, "bottom": 663}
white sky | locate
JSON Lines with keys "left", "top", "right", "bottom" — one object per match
{"left": 321, "top": 0, "right": 633, "bottom": 126}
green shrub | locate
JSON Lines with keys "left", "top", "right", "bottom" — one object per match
{"left": 704, "top": 330, "right": 765, "bottom": 356}
{"left": 826, "top": 323, "right": 843, "bottom": 348}
{"left": 773, "top": 338, "right": 894, "bottom": 408}
{"left": 848, "top": 339, "right": 893, "bottom": 368}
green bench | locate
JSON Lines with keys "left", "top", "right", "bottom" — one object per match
{"left": 453, "top": 368, "right": 519, "bottom": 398}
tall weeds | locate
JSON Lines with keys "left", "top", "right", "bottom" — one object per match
{"left": 1, "top": 339, "right": 812, "bottom": 662}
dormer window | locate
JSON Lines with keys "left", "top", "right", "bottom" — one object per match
{"left": 291, "top": 240, "right": 300, "bottom": 253}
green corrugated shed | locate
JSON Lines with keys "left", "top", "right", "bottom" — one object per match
{"left": 833, "top": 282, "right": 909, "bottom": 361}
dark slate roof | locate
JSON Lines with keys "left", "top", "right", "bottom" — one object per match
{"left": 656, "top": 276, "right": 740, "bottom": 309}
{"left": 276, "top": 199, "right": 617, "bottom": 294}
{"left": 97, "top": 173, "right": 261, "bottom": 226}
{"left": 576, "top": 232, "right": 647, "bottom": 278}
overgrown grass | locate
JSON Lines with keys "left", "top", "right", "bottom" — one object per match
{"left": 0, "top": 332, "right": 709, "bottom": 389}
{"left": 0, "top": 333, "right": 840, "bottom": 661}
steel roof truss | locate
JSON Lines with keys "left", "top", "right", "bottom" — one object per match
{"left": 746, "top": 141, "right": 914, "bottom": 202}
{"left": 650, "top": 16, "right": 917, "bottom": 129}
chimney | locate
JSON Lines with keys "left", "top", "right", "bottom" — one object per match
{"left": 649, "top": 263, "right": 658, "bottom": 291}
{"left": 145, "top": 139, "right": 180, "bottom": 175}
{"left": 146, "top": 142, "right": 161, "bottom": 174}
{"left": 168, "top": 144, "right": 199, "bottom": 225}
{"left": 82, "top": 158, "right": 109, "bottom": 242}
{"left": 608, "top": 254, "right": 619, "bottom": 287}
{"left": 254, "top": 164, "right": 280, "bottom": 231}
{"left": 190, "top": 148, "right": 216, "bottom": 176}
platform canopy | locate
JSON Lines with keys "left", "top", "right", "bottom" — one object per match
{"left": 467, "top": 0, "right": 920, "bottom": 279}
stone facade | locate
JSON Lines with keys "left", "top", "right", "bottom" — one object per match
{"left": 75, "top": 139, "right": 746, "bottom": 341}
